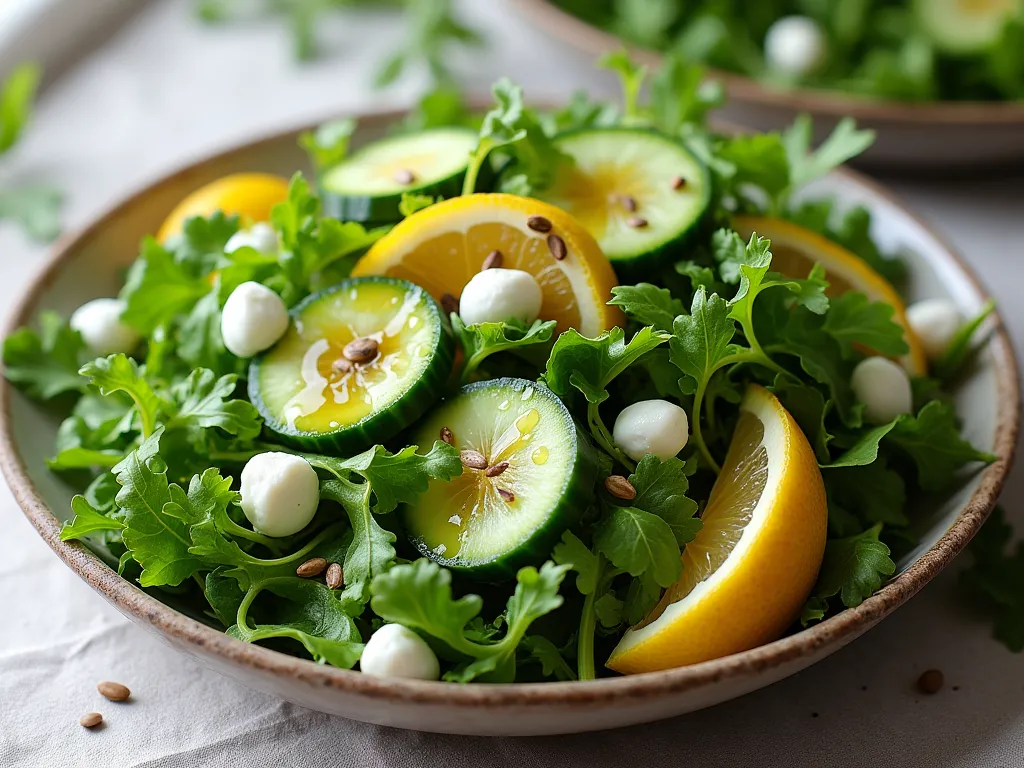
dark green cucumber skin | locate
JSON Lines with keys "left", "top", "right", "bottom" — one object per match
{"left": 402, "top": 378, "right": 599, "bottom": 583}
{"left": 529, "top": 126, "right": 712, "bottom": 280}
{"left": 319, "top": 134, "right": 495, "bottom": 225}
{"left": 248, "top": 276, "right": 455, "bottom": 455}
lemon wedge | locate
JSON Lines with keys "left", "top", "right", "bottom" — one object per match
{"left": 352, "top": 193, "right": 623, "bottom": 337}
{"left": 607, "top": 385, "right": 827, "bottom": 674}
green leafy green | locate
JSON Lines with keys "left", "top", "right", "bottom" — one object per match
{"left": 299, "top": 118, "right": 354, "bottom": 170}
{"left": 803, "top": 523, "right": 895, "bottom": 624}
{"left": 822, "top": 292, "right": 909, "bottom": 358}
{"left": 960, "top": 507, "right": 1024, "bottom": 652}
{"left": 2, "top": 311, "right": 86, "bottom": 400}
{"left": 451, "top": 316, "right": 556, "bottom": 384}
{"left": 608, "top": 283, "right": 685, "bottom": 332}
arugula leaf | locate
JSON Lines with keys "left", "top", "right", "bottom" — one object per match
{"left": 60, "top": 495, "right": 125, "bottom": 541}
{"left": 0, "top": 184, "right": 62, "bottom": 242}
{"left": 80, "top": 354, "right": 164, "bottom": 439}
{"left": 48, "top": 415, "right": 124, "bottom": 471}
{"left": 120, "top": 238, "right": 209, "bottom": 334}
{"left": 398, "top": 192, "right": 441, "bottom": 218}
{"left": 888, "top": 401, "right": 996, "bottom": 491}
{"left": 772, "top": 377, "right": 832, "bottom": 463}
{"left": 552, "top": 530, "right": 600, "bottom": 595}
{"left": 960, "top": 506, "right": 1024, "bottom": 652}
{"left": 168, "top": 369, "right": 262, "bottom": 440}
{"left": 608, "top": 283, "right": 685, "bottom": 332}
{"left": 627, "top": 455, "right": 701, "bottom": 544}
{"left": 803, "top": 523, "right": 895, "bottom": 622}
{"left": 935, "top": 299, "right": 996, "bottom": 381}
{"left": 464, "top": 78, "right": 568, "bottom": 196}
{"left": 782, "top": 115, "right": 875, "bottom": 190}
{"left": 623, "top": 570, "right": 664, "bottom": 626}
{"left": 298, "top": 118, "right": 354, "bottom": 171}
{"left": 823, "top": 420, "right": 898, "bottom": 468}
{"left": 110, "top": 430, "right": 203, "bottom": 587}
{"left": 174, "top": 211, "right": 240, "bottom": 277}
{"left": 370, "top": 558, "right": 569, "bottom": 682}
{"left": 648, "top": 54, "right": 723, "bottom": 134}
{"left": 599, "top": 50, "right": 648, "bottom": 120}
{"left": 594, "top": 506, "right": 682, "bottom": 587}
{"left": 520, "top": 636, "right": 577, "bottom": 681}
{"left": 822, "top": 292, "right": 909, "bottom": 358}
{"left": 3, "top": 311, "right": 86, "bottom": 400}
{"left": 824, "top": 458, "right": 908, "bottom": 530}
{"left": 177, "top": 288, "right": 232, "bottom": 375}
{"left": 451, "top": 316, "right": 556, "bottom": 384}
{"left": 230, "top": 577, "right": 363, "bottom": 668}
{"left": 714, "top": 132, "right": 790, "bottom": 206}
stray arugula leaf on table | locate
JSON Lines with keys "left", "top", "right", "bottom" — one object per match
{"left": 961, "top": 507, "right": 1024, "bottom": 652}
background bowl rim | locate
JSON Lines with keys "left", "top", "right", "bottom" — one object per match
{"left": 512, "top": 0, "right": 1024, "bottom": 126}
{"left": 0, "top": 106, "right": 1018, "bottom": 712}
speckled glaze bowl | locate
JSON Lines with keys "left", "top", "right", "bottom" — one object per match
{"left": 513, "top": 0, "right": 1024, "bottom": 172}
{"left": 0, "top": 109, "right": 1018, "bottom": 735}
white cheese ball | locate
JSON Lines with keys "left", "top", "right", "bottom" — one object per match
{"left": 764, "top": 16, "right": 827, "bottom": 77}
{"left": 220, "top": 281, "right": 289, "bottom": 358}
{"left": 906, "top": 298, "right": 963, "bottom": 361}
{"left": 360, "top": 624, "right": 440, "bottom": 681}
{"left": 239, "top": 452, "right": 320, "bottom": 538}
{"left": 70, "top": 298, "right": 141, "bottom": 357}
{"left": 613, "top": 399, "right": 690, "bottom": 462}
{"left": 458, "top": 268, "right": 543, "bottom": 326}
{"left": 851, "top": 357, "right": 913, "bottom": 425}
{"left": 225, "top": 222, "right": 278, "bottom": 254}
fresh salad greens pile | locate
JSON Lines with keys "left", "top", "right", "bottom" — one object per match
{"left": 554, "top": 0, "right": 1024, "bottom": 102}
{"left": 3, "top": 52, "right": 998, "bottom": 683}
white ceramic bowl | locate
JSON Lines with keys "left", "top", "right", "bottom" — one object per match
{"left": 0, "top": 110, "right": 1017, "bottom": 735}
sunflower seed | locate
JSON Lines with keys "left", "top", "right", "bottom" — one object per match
{"left": 460, "top": 449, "right": 488, "bottom": 470}
{"left": 671, "top": 175, "right": 687, "bottom": 190}
{"left": 97, "top": 681, "right": 130, "bottom": 702}
{"left": 547, "top": 234, "right": 567, "bottom": 260}
{"left": 486, "top": 461, "right": 510, "bottom": 477}
{"left": 497, "top": 487, "right": 515, "bottom": 503}
{"left": 393, "top": 168, "right": 416, "bottom": 185}
{"left": 331, "top": 358, "right": 354, "bottom": 376}
{"left": 80, "top": 712, "right": 103, "bottom": 728}
{"left": 603, "top": 475, "right": 637, "bottom": 500}
{"left": 440, "top": 426, "right": 455, "bottom": 446}
{"left": 626, "top": 217, "right": 648, "bottom": 229}
{"left": 296, "top": 557, "right": 327, "bottom": 578}
{"left": 917, "top": 669, "right": 944, "bottom": 694}
{"left": 620, "top": 195, "right": 637, "bottom": 212}
{"left": 527, "top": 215, "right": 552, "bottom": 233}
{"left": 343, "top": 337, "right": 378, "bottom": 363}
{"left": 326, "top": 563, "right": 344, "bottom": 590}
{"left": 482, "top": 250, "right": 503, "bottom": 270}
{"left": 440, "top": 292, "right": 460, "bottom": 315}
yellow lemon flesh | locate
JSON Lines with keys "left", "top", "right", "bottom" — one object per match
{"left": 157, "top": 173, "right": 291, "bottom": 242}
{"left": 733, "top": 215, "right": 927, "bottom": 376}
{"left": 607, "top": 385, "right": 827, "bottom": 674}
{"left": 352, "top": 193, "right": 624, "bottom": 337}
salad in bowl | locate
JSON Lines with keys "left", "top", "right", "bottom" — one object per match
{"left": 3, "top": 53, "right": 997, "bottom": 686}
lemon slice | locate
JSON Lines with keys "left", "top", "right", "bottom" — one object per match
{"left": 607, "top": 385, "right": 827, "bottom": 674}
{"left": 734, "top": 216, "right": 927, "bottom": 376}
{"left": 352, "top": 193, "right": 624, "bottom": 337}
{"left": 158, "top": 173, "right": 291, "bottom": 242}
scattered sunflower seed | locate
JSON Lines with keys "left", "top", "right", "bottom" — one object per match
{"left": 460, "top": 449, "right": 488, "bottom": 470}
{"left": 547, "top": 233, "right": 567, "bottom": 261}
{"left": 497, "top": 487, "right": 515, "bottom": 503}
{"left": 620, "top": 195, "right": 637, "bottom": 212}
{"left": 603, "top": 475, "right": 637, "bottom": 500}
{"left": 626, "top": 217, "right": 648, "bottom": 229}
{"left": 80, "top": 712, "right": 103, "bottom": 729}
{"left": 393, "top": 168, "right": 415, "bottom": 185}
{"left": 482, "top": 250, "right": 503, "bottom": 270}
{"left": 440, "top": 293, "right": 460, "bottom": 315}
{"left": 97, "top": 681, "right": 130, "bottom": 702}
{"left": 527, "top": 215, "right": 552, "bottom": 233}
{"left": 917, "top": 669, "right": 944, "bottom": 695}
{"left": 296, "top": 557, "right": 327, "bottom": 578}
{"left": 671, "top": 175, "right": 687, "bottom": 190}
{"left": 440, "top": 426, "right": 455, "bottom": 446}
{"left": 332, "top": 358, "right": 354, "bottom": 376}
{"left": 326, "top": 563, "right": 343, "bottom": 590}
{"left": 343, "top": 337, "right": 378, "bottom": 363}
{"left": 486, "top": 461, "right": 510, "bottom": 477}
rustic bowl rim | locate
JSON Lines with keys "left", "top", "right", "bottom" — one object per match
{"left": 512, "top": 0, "right": 1024, "bottom": 126}
{"left": 0, "top": 106, "right": 1018, "bottom": 711}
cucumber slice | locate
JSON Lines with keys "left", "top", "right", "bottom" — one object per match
{"left": 915, "top": 0, "right": 1021, "bottom": 54}
{"left": 531, "top": 127, "right": 710, "bottom": 275}
{"left": 249, "top": 276, "right": 454, "bottom": 453}
{"left": 320, "top": 128, "right": 482, "bottom": 224}
{"left": 402, "top": 378, "right": 597, "bottom": 580}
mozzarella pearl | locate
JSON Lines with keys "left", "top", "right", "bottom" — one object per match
{"left": 458, "top": 268, "right": 543, "bottom": 326}
{"left": 906, "top": 298, "right": 963, "bottom": 361}
{"left": 360, "top": 623, "right": 440, "bottom": 681}
{"left": 764, "top": 16, "right": 827, "bottom": 77}
{"left": 851, "top": 357, "right": 913, "bottom": 425}
{"left": 70, "top": 298, "right": 141, "bottom": 356}
{"left": 225, "top": 222, "right": 278, "bottom": 254}
{"left": 239, "top": 452, "right": 320, "bottom": 538}
{"left": 220, "top": 281, "right": 289, "bottom": 358}
{"left": 613, "top": 399, "right": 690, "bottom": 462}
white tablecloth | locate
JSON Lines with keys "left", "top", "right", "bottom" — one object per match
{"left": 2, "top": 2, "right": 1023, "bottom": 765}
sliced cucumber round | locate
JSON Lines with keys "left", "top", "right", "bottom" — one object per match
{"left": 249, "top": 276, "right": 454, "bottom": 453}
{"left": 915, "top": 0, "right": 1021, "bottom": 54}
{"left": 402, "top": 378, "right": 597, "bottom": 580}
{"left": 320, "top": 128, "right": 482, "bottom": 224}
{"left": 529, "top": 127, "right": 710, "bottom": 276}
